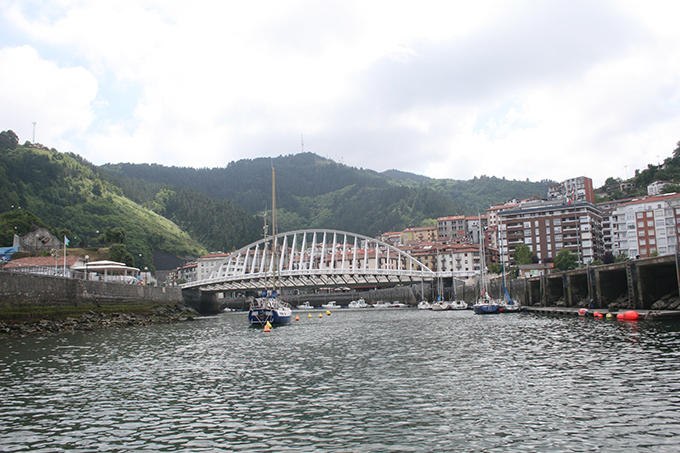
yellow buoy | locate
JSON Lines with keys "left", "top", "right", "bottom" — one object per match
{"left": 265, "top": 321, "right": 272, "bottom": 328}
{"left": 264, "top": 324, "right": 271, "bottom": 332}
{"left": 326, "top": 310, "right": 331, "bottom": 315}
{"left": 319, "top": 313, "right": 323, "bottom": 318}
{"left": 606, "top": 313, "right": 613, "bottom": 319}
{"left": 308, "top": 313, "right": 312, "bottom": 318}
{"left": 295, "top": 315, "right": 300, "bottom": 321}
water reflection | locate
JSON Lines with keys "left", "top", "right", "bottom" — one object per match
{"left": 1, "top": 310, "right": 680, "bottom": 451}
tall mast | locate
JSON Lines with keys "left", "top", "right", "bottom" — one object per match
{"left": 272, "top": 165, "right": 277, "bottom": 293}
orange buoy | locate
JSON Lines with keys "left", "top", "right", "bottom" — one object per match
{"left": 623, "top": 310, "right": 639, "bottom": 320}
{"left": 578, "top": 308, "right": 588, "bottom": 316}
{"left": 593, "top": 311, "right": 603, "bottom": 318}
{"left": 264, "top": 324, "right": 271, "bottom": 332}
{"left": 295, "top": 315, "right": 300, "bottom": 321}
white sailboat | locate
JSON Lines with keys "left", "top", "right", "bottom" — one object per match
{"left": 473, "top": 214, "right": 500, "bottom": 315}
{"left": 248, "top": 166, "right": 292, "bottom": 326}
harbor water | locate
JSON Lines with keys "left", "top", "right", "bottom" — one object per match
{"left": 1, "top": 309, "right": 679, "bottom": 452}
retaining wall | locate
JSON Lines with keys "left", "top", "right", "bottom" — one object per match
{"left": 0, "top": 271, "right": 183, "bottom": 319}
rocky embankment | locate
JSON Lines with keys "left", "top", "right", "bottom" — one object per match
{"left": 0, "top": 304, "right": 199, "bottom": 338}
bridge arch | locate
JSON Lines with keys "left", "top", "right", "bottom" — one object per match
{"left": 182, "top": 229, "right": 436, "bottom": 292}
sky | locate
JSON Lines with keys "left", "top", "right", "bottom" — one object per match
{"left": 1, "top": 0, "right": 679, "bottom": 187}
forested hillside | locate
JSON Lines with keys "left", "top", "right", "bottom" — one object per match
{"left": 0, "top": 128, "right": 554, "bottom": 267}
{"left": 0, "top": 131, "right": 207, "bottom": 269}
{"left": 102, "top": 153, "right": 551, "bottom": 235}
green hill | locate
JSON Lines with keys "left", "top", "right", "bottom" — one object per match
{"left": 0, "top": 135, "right": 206, "bottom": 270}
{"left": 101, "top": 153, "right": 551, "bottom": 237}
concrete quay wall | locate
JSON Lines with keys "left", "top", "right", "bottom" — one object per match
{"left": 0, "top": 271, "right": 184, "bottom": 319}
{"left": 520, "top": 255, "right": 680, "bottom": 310}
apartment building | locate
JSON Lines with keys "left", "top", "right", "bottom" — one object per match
{"left": 498, "top": 199, "right": 604, "bottom": 265}
{"left": 401, "top": 226, "right": 437, "bottom": 244}
{"left": 548, "top": 176, "right": 595, "bottom": 203}
{"left": 197, "top": 252, "right": 231, "bottom": 280}
{"left": 437, "top": 215, "right": 466, "bottom": 239}
{"left": 612, "top": 193, "right": 680, "bottom": 258}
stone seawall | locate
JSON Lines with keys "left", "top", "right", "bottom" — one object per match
{"left": 0, "top": 271, "right": 184, "bottom": 320}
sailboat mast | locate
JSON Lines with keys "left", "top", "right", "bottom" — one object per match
{"left": 272, "top": 165, "right": 277, "bottom": 293}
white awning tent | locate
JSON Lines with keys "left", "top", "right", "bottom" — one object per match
{"left": 71, "top": 260, "right": 141, "bottom": 283}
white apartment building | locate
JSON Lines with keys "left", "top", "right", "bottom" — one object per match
{"left": 612, "top": 193, "right": 680, "bottom": 258}
{"left": 197, "top": 252, "right": 231, "bottom": 280}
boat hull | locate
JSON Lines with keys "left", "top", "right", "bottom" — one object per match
{"left": 249, "top": 308, "right": 292, "bottom": 326}
{"left": 473, "top": 303, "right": 500, "bottom": 314}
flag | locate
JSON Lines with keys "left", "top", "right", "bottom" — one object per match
{"left": 64, "top": 236, "right": 69, "bottom": 246}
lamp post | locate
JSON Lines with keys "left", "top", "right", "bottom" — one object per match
{"left": 85, "top": 255, "right": 89, "bottom": 280}
{"left": 144, "top": 266, "right": 148, "bottom": 285}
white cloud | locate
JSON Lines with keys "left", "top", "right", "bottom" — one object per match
{"left": 1, "top": 0, "right": 680, "bottom": 188}
{"left": 0, "top": 45, "right": 97, "bottom": 147}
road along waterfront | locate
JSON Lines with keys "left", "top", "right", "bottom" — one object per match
{"left": 1, "top": 309, "right": 679, "bottom": 451}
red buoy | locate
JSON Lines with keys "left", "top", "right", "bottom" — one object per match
{"left": 623, "top": 310, "right": 639, "bottom": 320}
{"left": 593, "top": 311, "right": 603, "bottom": 318}
{"left": 578, "top": 308, "right": 588, "bottom": 316}
{"left": 616, "top": 313, "right": 624, "bottom": 320}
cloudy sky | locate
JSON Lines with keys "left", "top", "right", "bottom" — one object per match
{"left": 1, "top": 0, "right": 679, "bottom": 186}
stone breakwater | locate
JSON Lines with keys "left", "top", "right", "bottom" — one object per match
{"left": 0, "top": 304, "right": 199, "bottom": 338}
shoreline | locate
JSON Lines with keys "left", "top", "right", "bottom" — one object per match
{"left": 0, "top": 304, "right": 199, "bottom": 338}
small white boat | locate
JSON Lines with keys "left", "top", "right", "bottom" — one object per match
{"left": 348, "top": 298, "right": 368, "bottom": 309}
{"left": 391, "top": 301, "right": 408, "bottom": 308}
{"left": 322, "top": 301, "right": 339, "bottom": 309}
{"left": 417, "top": 301, "right": 431, "bottom": 310}
{"left": 450, "top": 300, "right": 468, "bottom": 310}
{"left": 431, "top": 301, "right": 450, "bottom": 311}
{"left": 372, "top": 301, "right": 390, "bottom": 309}
{"left": 297, "top": 301, "right": 314, "bottom": 309}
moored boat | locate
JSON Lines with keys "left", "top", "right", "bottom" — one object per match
{"left": 348, "top": 298, "right": 367, "bottom": 309}
{"left": 417, "top": 301, "right": 431, "bottom": 310}
{"left": 473, "top": 212, "right": 500, "bottom": 315}
{"left": 249, "top": 291, "right": 292, "bottom": 326}
{"left": 451, "top": 300, "right": 468, "bottom": 310}
{"left": 322, "top": 301, "right": 339, "bottom": 309}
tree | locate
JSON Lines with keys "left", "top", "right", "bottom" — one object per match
{"left": 108, "top": 243, "right": 134, "bottom": 267}
{"left": 0, "top": 130, "right": 19, "bottom": 151}
{"left": 513, "top": 244, "right": 533, "bottom": 265}
{"left": 554, "top": 249, "right": 578, "bottom": 271}
{"left": 614, "top": 252, "right": 630, "bottom": 262}
{"left": 488, "top": 263, "right": 502, "bottom": 275}
{"left": 99, "top": 227, "right": 126, "bottom": 244}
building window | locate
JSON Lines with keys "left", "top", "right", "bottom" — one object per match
{"left": 640, "top": 248, "right": 647, "bottom": 255}
{"left": 649, "top": 238, "right": 656, "bottom": 245}
{"left": 545, "top": 220, "right": 550, "bottom": 226}
{"left": 647, "top": 211, "right": 653, "bottom": 218}
{"left": 638, "top": 221, "right": 644, "bottom": 228}
{"left": 639, "top": 239, "right": 646, "bottom": 246}
{"left": 637, "top": 212, "right": 644, "bottom": 219}
{"left": 647, "top": 220, "right": 654, "bottom": 227}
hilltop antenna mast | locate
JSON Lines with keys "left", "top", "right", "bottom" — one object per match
{"left": 301, "top": 133, "right": 304, "bottom": 153}
{"left": 31, "top": 122, "right": 36, "bottom": 143}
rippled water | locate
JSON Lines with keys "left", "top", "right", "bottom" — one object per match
{"left": 1, "top": 309, "right": 680, "bottom": 452}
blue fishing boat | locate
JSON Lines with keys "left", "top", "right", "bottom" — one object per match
{"left": 248, "top": 165, "right": 292, "bottom": 327}
{"left": 249, "top": 290, "right": 292, "bottom": 326}
{"left": 473, "top": 213, "right": 500, "bottom": 315}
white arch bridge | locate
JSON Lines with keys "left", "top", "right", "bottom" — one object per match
{"left": 182, "top": 229, "right": 437, "bottom": 292}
